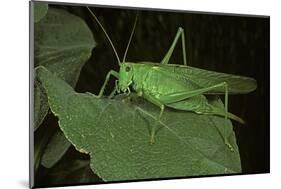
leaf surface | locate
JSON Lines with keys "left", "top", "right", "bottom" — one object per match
{"left": 40, "top": 159, "right": 101, "bottom": 186}
{"left": 33, "top": 2, "right": 48, "bottom": 23}
{"left": 41, "top": 130, "right": 72, "bottom": 168}
{"left": 34, "top": 7, "right": 96, "bottom": 130}
{"left": 37, "top": 66, "right": 241, "bottom": 181}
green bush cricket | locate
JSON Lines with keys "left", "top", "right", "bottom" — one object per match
{"left": 87, "top": 7, "right": 257, "bottom": 150}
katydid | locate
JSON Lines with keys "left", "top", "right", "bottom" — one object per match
{"left": 87, "top": 7, "right": 257, "bottom": 150}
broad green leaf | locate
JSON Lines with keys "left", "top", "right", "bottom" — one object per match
{"left": 41, "top": 129, "right": 72, "bottom": 168}
{"left": 37, "top": 66, "right": 241, "bottom": 181}
{"left": 34, "top": 129, "right": 49, "bottom": 173}
{"left": 39, "top": 159, "right": 101, "bottom": 186}
{"left": 34, "top": 78, "right": 49, "bottom": 129}
{"left": 34, "top": 120, "right": 57, "bottom": 174}
{"left": 33, "top": 2, "right": 48, "bottom": 23}
{"left": 34, "top": 7, "right": 96, "bottom": 130}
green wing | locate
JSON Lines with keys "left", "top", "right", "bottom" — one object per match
{"left": 139, "top": 62, "right": 257, "bottom": 94}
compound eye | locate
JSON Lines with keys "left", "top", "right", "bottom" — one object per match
{"left": 125, "top": 66, "right": 131, "bottom": 72}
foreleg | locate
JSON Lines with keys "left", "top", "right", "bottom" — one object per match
{"left": 98, "top": 70, "right": 119, "bottom": 98}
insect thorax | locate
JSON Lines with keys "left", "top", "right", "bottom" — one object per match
{"left": 122, "top": 62, "right": 192, "bottom": 97}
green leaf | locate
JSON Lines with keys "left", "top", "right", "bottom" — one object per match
{"left": 34, "top": 128, "right": 50, "bottom": 173}
{"left": 33, "top": 2, "right": 48, "bottom": 23}
{"left": 34, "top": 7, "right": 96, "bottom": 130}
{"left": 34, "top": 78, "right": 49, "bottom": 130}
{"left": 41, "top": 159, "right": 101, "bottom": 186}
{"left": 41, "top": 129, "right": 72, "bottom": 168}
{"left": 34, "top": 120, "right": 57, "bottom": 175}
{"left": 37, "top": 66, "right": 241, "bottom": 181}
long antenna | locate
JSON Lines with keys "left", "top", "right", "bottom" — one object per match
{"left": 87, "top": 7, "right": 121, "bottom": 65}
{"left": 122, "top": 12, "right": 139, "bottom": 62}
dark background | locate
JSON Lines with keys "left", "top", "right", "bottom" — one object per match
{"left": 36, "top": 2, "right": 269, "bottom": 186}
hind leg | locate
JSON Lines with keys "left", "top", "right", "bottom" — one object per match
{"left": 161, "top": 27, "right": 187, "bottom": 66}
